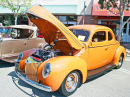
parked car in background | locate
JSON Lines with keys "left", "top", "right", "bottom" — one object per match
{"left": 0, "top": 25, "right": 45, "bottom": 63}
{"left": 15, "top": 5, "right": 126, "bottom": 96}
{"left": 37, "top": 30, "right": 44, "bottom": 38}
{"left": 0, "top": 26, "right": 11, "bottom": 38}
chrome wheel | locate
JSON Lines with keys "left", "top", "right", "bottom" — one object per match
{"left": 58, "top": 71, "right": 80, "bottom": 96}
{"left": 65, "top": 73, "right": 78, "bottom": 92}
{"left": 115, "top": 54, "right": 123, "bottom": 69}
{"left": 118, "top": 55, "right": 123, "bottom": 67}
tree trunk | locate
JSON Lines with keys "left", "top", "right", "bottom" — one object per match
{"left": 117, "top": 15, "right": 124, "bottom": 42}
{"left": 14, "top": 16, "right": 18, "bottom": 25}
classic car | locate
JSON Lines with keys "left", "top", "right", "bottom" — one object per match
{"left": 15, "top": 5, "right": 126, "bottom": 96}
{"left": 0, "top": 25, "right": 45, "bottom": 63}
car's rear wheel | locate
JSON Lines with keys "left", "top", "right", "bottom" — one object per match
{"left": 115, "top": 54, "right": 124, "bottom": 69}
{"left": 58, "top": 71, "right": 80, "bottom": 96}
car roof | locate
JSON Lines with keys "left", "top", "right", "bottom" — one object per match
{"left": 0, "top": 26, "right": 11, "bottom": 29}
{"left": 68, "top": 25, "right": 112, "bottom": 33}
{"left": 0, "top": 25, "right": 37, "bottom": 31}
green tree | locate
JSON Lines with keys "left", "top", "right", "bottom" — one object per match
{"left": 98, "top": 0, "right": 130, "bottom": 42}
{"left": 0, "top": 0, "right": 32, "bottom": 25}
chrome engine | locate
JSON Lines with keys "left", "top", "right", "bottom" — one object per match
{"left": 32, "top": 49, "right": 62, "bottom": 62}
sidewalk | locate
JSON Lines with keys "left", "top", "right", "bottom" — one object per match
{"left": 121, "top": 43, "right": 130, "bottom": 56}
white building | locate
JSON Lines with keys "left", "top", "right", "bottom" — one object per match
{"left": 31, "top": 0, "right": 93, "bottom": 26}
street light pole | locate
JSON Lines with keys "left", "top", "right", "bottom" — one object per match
{"left": 83, "top": 1, "right": 86, "bottom": 25}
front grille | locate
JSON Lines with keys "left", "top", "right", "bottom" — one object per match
{"left": 25, "top": 62, "right": 41, "bottom": 82}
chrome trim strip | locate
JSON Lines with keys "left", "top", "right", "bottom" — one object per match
{"left": 15, "top": 70, "right": 52, "bottom": 92}
{"left": 88, "top": 43, "right": 119, "bottom": 48}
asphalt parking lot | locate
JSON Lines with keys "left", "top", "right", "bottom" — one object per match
{"left": 0, "top": 56, "right": 130, "bottom": 97}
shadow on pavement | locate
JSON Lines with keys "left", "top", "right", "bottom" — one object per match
{"left": 8, "top": 71, "right": 66, "bottom": 97}
{"left": 0, "top": 60, "right": 14, "bottom": 68}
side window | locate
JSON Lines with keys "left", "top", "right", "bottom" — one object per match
{"left": 108, "top": 32, "right": 112, "bottom": 40}
{"left": 19, "top": 29, "right": 34, "bottom": 38}
{"left": 92, "top": 31, "right": 106, "bottom": 42}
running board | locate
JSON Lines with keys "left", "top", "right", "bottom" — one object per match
{"left": 87, "top": 63, "right": 116, "bottom": 80}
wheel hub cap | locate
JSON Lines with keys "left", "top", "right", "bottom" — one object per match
{"left": 65, "top": 73, "right": 78, "bottom": 92}
{"left": 67, "top": 77, "right": 74, "bottom": 87}
{"left": 118, "top": 56, "right": 122, "bottom": 66}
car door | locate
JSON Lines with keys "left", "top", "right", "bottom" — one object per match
{"left": 11, "top": 38, "right": 28, "bottom": 54}
{"left": 105, "top": 30, "right": 119, "bottom": 63}
{"left": 0, "top": 39, "right": 27, "bottom": 58}
{"left": 27, "top": 38, "right": 45, "bottom": 50}
{"left": 88, "top": 30, "right": 109, "bottom": 70}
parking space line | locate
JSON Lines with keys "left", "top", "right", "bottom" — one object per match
{"left": 118, "top": 68, "right": 130, "bottom": 74}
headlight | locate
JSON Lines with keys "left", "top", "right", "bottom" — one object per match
{"left": 42, "top": 63, "right": 51, "bottom": 78}
{"left": 17, "top": 53, "right": 23, "bottom": 63}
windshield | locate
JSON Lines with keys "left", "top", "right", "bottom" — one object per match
{"left": 70, "top": 29, "right": 90, "bottom": 41}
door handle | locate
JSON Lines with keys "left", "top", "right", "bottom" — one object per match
{"left": 105, "top": 47, "right": 109, "bottom": 50}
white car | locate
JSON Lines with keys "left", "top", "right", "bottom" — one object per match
{"left": 0, "top": 25, "right": 45, "bottom": 63}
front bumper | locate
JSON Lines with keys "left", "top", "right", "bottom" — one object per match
{"left": 15, "top": 69, "right": 52, "bottom": 92}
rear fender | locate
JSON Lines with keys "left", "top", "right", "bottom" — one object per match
{"left": 112, "top": 46, "right": 126, "bottom": 66}
{"left": 37, "top": 56, "right": 87, "bottom": 91}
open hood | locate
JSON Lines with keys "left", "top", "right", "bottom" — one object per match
{"left": 26, "top": 5, "right": 84, "bottom": 50}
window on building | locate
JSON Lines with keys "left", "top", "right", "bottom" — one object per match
{"left": 21, "top": 15, "right": 28, "bottom": 20}
{"left": 55, "top": 15, "right": 77, "bottom": 27}
{"left": 19, "top": 15, "right": 28, "bottom": 25}
{"left": 55, "top": 16, "right": 58, "bottom": 19}
{"left": 11, "top": 15, "right": 15, "bottom": 25}
{"left": 0, "top": 15, "right": 2, "bottom": 19}
{"left": 59, "top": 16, "right": 67, "bottom": 21}
{"left": 123, "top": 23, "right": 127, "bottom": 34}
{"left": 3, "top": 15, "right": 12, "bottom": 25}
{"left": 129, "top": 23, "right": 130, "bottom": 35}
{"left": 68, "top": 16, "right": 77, "bottom": 21}
{"left": 0, "top": 15, "right": 3, "bottom": 23}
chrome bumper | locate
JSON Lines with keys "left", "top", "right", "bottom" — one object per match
{"left": 15, "top": 69, "right": 52, "bottom": 92}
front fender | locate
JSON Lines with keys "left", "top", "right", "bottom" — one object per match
{"left": 37, "top": 56, "right": 87, "bottom": 91}
{"left": 112, "top": 46, "right": 126, "bottom": 66}
{"left": 19, "top": 49, "right": 38, "bottom": 71}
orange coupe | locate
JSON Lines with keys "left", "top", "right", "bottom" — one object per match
{"left": 15, "top": 5, "right": 126, "bottom": 96}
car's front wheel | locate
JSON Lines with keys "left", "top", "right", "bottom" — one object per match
{"left": 58, "top": 71, "right": 81, "bottom": 96}
{"left": 115, "top": 54, "right": 124, "bottom": 69}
